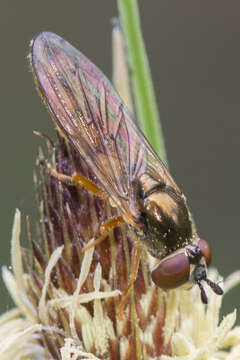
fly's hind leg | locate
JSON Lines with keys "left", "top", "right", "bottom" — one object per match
{"left": 39, "top": 158, "right": 108, "bottom": 199}
{"left": 40, "top": 158, "right": 142, "bottom": 318}
{"left": 39, "top": 158, "right": 127, "bottom": 250}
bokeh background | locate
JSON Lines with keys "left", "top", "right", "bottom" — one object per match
{"left": 0, "top": 1, "right": 239, "bottom": 320}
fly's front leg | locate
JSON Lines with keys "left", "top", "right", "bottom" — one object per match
{"left": 117, "top": 246, "right": 142, "bottom": 320}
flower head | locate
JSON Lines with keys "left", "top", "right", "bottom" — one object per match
{"left": 1, "top": 133, "right": 240, "bottom": 360}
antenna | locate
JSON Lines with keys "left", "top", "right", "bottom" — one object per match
{"left": 197, "top": 281, "right": 208, "bottom": 304}
{"left": 204, "top": 278, "right": 224, "bottom": 296}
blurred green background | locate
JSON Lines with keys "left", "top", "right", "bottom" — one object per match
{"left": 0, "top": 1, "right": 239, "bottom": 320}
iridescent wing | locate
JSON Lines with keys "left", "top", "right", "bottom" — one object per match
{"left": 31, "top": 32, "right": 181, "bottom": 216}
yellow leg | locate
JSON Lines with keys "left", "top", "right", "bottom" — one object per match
{"left": 40, "top": 159, "right": 108, "bottom": 199}
{"left": 41, "top": 159, "right": 142, "bottom": 318}
{"left": 40, "top": 160, "right": 129, "bottom": 252}
{"left": 72, "top": 172, "right": 107, "bottom": 199}
{"left": 117, "top": 246, "right": 142, "bottom": 320}
{"left": 82, "top": 216, "right": 125, "bottom": 252}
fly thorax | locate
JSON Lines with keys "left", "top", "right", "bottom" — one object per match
{"left": 138, "top": 174, "right": 193, "bottom": 259}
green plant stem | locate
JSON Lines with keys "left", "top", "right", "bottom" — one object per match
{"left": 117, "top": 0, "right": 168, "bottom": 165}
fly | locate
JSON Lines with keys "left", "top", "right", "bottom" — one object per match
{"left": 31, "top": 32, "right": 223, "bottom": 318}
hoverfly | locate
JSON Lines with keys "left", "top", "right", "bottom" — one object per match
{"left": 31, "top": 32, "right": 223, "bottom": 316}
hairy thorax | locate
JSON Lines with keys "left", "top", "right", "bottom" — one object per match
{"left": 136, "top": 173, "right": 194, "bottom": 259}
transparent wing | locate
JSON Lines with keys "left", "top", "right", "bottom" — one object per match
{"left": 31, "top": 32, "right": 181, "bottom": 215}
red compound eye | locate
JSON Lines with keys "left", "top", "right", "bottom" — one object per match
{"left": 151, "top": 251, "right": 190, "bottom": 290}
{"left": 198, "top": 239, "right": 211, "bottom": 266}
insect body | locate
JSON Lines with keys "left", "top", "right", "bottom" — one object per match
{"left": 31, "top": 32, "right": 223, "bottom": 311}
